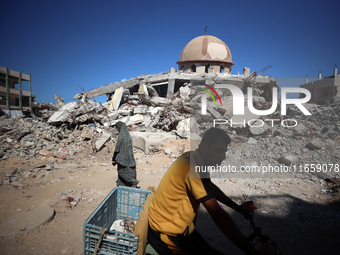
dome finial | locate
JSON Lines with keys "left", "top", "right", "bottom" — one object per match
{"left": 205, "top": 26, "right": 208, "bottom": 35}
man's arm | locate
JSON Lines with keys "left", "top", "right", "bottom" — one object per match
{"left": 202, "top": 197, "right": 257, "bottom": 255}
{"left": 210, "top": 181, "right": 253, "bottom": 215}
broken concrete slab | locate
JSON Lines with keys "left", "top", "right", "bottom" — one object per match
{"left": 111, "top": 114, "right": 144, "bottom": 127}
{"left": 279, "top": 155, "right": 299, "bottom": 165}
{"left": 109, "top": 86, "right": 124, "bottom": 111}
{"left": 147, "top": 106, "right": 164, "bottom": 116}
{"left": 150, "top": 97, "right": 171, "bottom": 106}
{"left": 47, "top": 100, "right": 107, "bottom": 125}
{"left": 130, "top": 132, "right": 177, "bottom": 154}
{"left": 249, "top": 120, "right": 269, "bottom": 135}
{"left": 207, "top": 107, "right": 223, "bottom": 119}
{"left": 38, "top": 150, "right": 53, "bottom": 158}
{"left": 0, "top": 206, "right": 55, "bottom": 239}
{"left": 54, "top": 94, "right": 65, "bottom": 107}
{"left": 294, "top": 123, "right": 306, "bottom": 135}
{"left": 106, "top": 112, "right": 120, "bottom": 121}
{"left": 95, "top": 132, "right": 111, "bottom": 152}
{"left": 47, "top": 102, "right": 78, "bottom": 124}
{"left": 134, "top": 105, "right": 148, "bottom": 114}
{"left": 247, "top": 137, "right": 258, "bottom": 144}
{"left": 306, "top": 139, "right": 323, "bottom": 150}
{"left": 138, "top": 84, "right": 149, "bottom": 95}
{"left": 179, "top": 85, "right": 190, "bottom": 100}
{"left": 176, "top": 118, "right": 190, "bottom": 138}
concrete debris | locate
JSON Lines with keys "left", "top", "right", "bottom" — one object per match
{"left": 130, "top": 132, "right": 177, "bottom": 154}
{"left": 247, "top": 137, "right": 258, "bottom": 144}
{"left": 54, "top": 94, "right": 65, "bottom": 107}
{"left": 306, "top": 139, "right": 323, "bottom": 150}
{"left": 279, "top": 155, "right": 299, "bottom": 166}
{"left": 0, "top": 116, "right": 111, "bottom": 161}
{"left": 48, "top": 100, "right": 108, "bottom": 125}
{"left": 108, "top": 87, "right": 124, "bottom": 111}
{"left": 249, "top": 120, "right": 269, "bottom": 135}
{"left": 176, "top": 118, "right": 190, "bottom": 138}
{"left": 48, "top": 102, "right": 78, "bottom": 124}
{"left": 94, "top": 132, "right": 111, "bottom": 152}
{"left": 150, "top": 97, "right": 172, "bottom": 106}
{"left": 1, "top": 71, "right": 339, "bottom": 182}
{"left": 293, "top": 123, "right": 306, "bottom": 135}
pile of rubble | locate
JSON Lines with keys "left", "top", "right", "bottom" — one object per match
{"left": 0, "top": 115, "right": 110, "bottom": 161}
{"left": 0, "top": 84, "right": 192, "bottom": 161}
{"left": 188, "top": 84, "right": 340, "bottom": 179}
{"left": 47, "top": 84, "right": 191, "bottom": 136}
{"left": 1, "top": 80, "right": 339, "bottom": 181}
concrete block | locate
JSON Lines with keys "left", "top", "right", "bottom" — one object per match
{"left": 306, "top": 139, "right": 323, "bottom": 150}
{"left": 279, "top": 154, "right": 299, "bottom": 165}
{"left": 148, "top": 107, "right": 164, "bottom": 116}
{"left": 207, "top": 107, "right": 222, "bottom": 119}
{"left": 116, "top": 109, "right": 131, "bottom": 116}
{"left": 134, "top": 105, "right": 148, "bottom": 114}
{"left": 107, "top": 112, "right": 120, "bottom": 121}
{"left": 247, "top": 137, "right": 258, "bottom": 144}
{"left": 138, "top": 84, "right": 149, "bottom": 95}
{"left": 95, "top": 132, "right": 111, "bottom": 152}
{"left": 109, "top": 87, "right": 124, "bottom": 111}
{"left": 249, "top": 120, "right": 269, "bottom": 135}
{"left": 294, "top": 123, "right": 306, "bottom": 134}
{"left": 130, "top": 132, "right": 177, "bottom": 154}
{"left": 110, "top": 114, "right": 144, "bottom": 127}
{"left": 176, "top": 118, "right": 190, "bottom": 138}
{"left": 48, "top": 102, "right": 78, "bottom": 124}
{"left": 150, "top": 97, "right": 171, "bottom": 106}
{"left": 179, "top": 85, "right": 190, "bottom": 99}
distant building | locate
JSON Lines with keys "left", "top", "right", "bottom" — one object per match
{"left": 0, "top": 67, "right": 35, "bottom": 111}
{"left": 299, "top": 67, "right": 340, "bottom": 104}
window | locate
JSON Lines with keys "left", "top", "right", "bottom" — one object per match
{"left": 191, "top": 64, "right": 196, "bottom": 72}
{"left": 205, "top": 64, "right": 210, "bottom": 73}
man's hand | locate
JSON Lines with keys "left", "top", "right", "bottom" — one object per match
{"left": 112, "top": 160, "right": 117, "bottom": 166}
{"left": 203, "top": 198, "right": 258, "bottom": 255}
{"left": 239, "top": 201, "right": 255, "bottom": 215}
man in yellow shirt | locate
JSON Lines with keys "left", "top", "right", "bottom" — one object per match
{"left": 148, "top": 128, "right": 259, "bottom": 255}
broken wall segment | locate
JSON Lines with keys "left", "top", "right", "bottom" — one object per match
{"left": 47, "top": 100, "right": 108, "bottom": 125}
{"left": 130, "top": 132, "right": 177, "bottom": 154}
{"left": 108, "top": 87, "right": 124, "bottom": 111}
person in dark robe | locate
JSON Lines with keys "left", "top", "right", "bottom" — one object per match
{"left": 112, "top": 121, "right": 139, "bottom": 187}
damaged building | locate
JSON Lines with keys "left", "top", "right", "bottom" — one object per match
{"left": 74, "top": 35, "right": 277, "bottom": 101}
{"left": 1, "top": 34, "right": 339, "bottom": 173}
{"left": 69, "top": 34, "right": 278, "bottom": 133}
{"left": 0, "top": 67, "right": 35, "bottom": 117}
{"left": 299, "top": 67, "right": 340, "bottom": 104}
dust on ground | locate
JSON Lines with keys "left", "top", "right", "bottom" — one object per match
{"left": 0, "top": 138, "right": 339, "bottom": 255}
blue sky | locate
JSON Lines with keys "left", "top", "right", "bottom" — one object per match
{"left": 1, "top": 0, "right": 339, "bottom": 104}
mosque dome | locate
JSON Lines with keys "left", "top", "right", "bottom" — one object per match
{"left": 177, "top": 35, "right": 234, "bottom": 71}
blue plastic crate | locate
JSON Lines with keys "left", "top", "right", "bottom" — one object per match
{"left": 83, "top": 186, "right": 152, "bottom": 255}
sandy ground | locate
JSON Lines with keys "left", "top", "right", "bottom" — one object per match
{"left": 0, "top": 138, "right": 339, "bottom": 255}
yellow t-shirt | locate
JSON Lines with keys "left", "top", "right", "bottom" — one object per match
{"left": 148, "top": 151, "right": 215, "bottom": 236}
